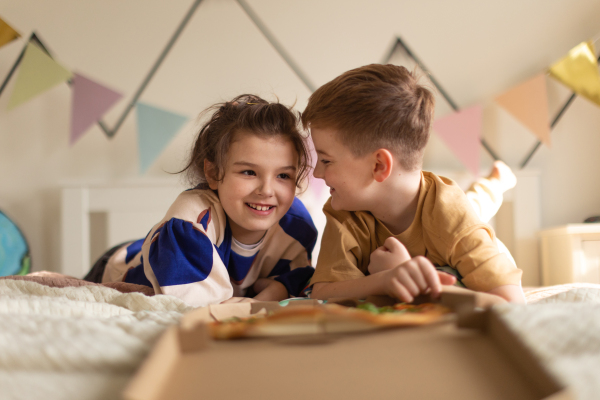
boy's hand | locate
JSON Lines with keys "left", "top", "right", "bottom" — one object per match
{"left": 368, "top": 237, "right": 412, "bottom": 275}
{"left": 377, "top": 256, "right": 456, "bottom": 303}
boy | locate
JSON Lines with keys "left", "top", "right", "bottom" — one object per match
{"left": 302, "top": 64, "right": 525, "bottom": 303}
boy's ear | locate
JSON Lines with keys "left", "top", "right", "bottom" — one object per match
{"left": 204, "top": 160, "right": 219, "bottom": 190}
{"left": 372, "top": 149, "right": 394, "bottom": 183}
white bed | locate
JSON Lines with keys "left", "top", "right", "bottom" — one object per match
{"left": 1, "top": 278, "right": 600, "bottom": 400}
{"left": 12, "top": 172, "right": 593, "bottom": 400}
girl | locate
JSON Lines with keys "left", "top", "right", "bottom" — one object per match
{"left": 85, "top": 95, "right": 317, "bottom": 307}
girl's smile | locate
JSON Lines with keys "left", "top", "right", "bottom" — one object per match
{"left": 246, "top": 202, "right": 276, "bottom": 214}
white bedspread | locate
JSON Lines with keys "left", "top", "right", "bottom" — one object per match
{"left": 0, "top": 279, "right": 192, "bottom": 400}
{"left": 2, "top": 280, "right": 600, "bottom": 400}
{"left": 500, "top": 283, "right": 600, "bottom": 400}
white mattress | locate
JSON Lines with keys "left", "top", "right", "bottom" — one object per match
{"left": 2, "top": 280, "right": 600, "bottom": 400}
{"left": 0, "top": 279, "right": 192, "bottom": 400}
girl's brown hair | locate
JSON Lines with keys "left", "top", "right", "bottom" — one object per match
{"left": 181, "top": 94, "right": 310, "bottom": 190}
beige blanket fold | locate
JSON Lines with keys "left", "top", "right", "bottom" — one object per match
{"left": 0, "top": 271, "right": 155, "bottom": 296}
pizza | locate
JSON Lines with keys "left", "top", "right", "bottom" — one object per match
{"left": 208, "top": 302, "right": 451, "bottom": 340}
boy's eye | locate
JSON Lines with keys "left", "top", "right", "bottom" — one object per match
{"left": 241, "top": 170, "right": 256, "bottom": 176}
{"left": 320, "top": 159, "right": 330, "bottom": 165}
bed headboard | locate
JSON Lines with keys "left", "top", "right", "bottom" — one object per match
{"left": 60, "top": 181, "right": 184, "bottom": 278}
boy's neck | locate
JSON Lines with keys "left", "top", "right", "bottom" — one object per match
{"left": 369, "top": 169, "right": 422, "bottom": 235}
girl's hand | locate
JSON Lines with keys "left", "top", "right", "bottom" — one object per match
{"left": 220, "top": 297, "right": 257, "bottom": 304}
{"left": 377, "top": 256, "right": 456, "bottom": 303}
{"left": 368, "top": 237, "right": 412, "bottom": 275}
{"left": 253, "top": 278, "right": 289, "bottom": 301}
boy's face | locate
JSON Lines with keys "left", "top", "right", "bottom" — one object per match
{"left": 310, "top": 127, "right": 375, "bottom": 212}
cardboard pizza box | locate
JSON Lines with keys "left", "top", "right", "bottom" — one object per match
{"left": 124, "top": 294, "right": 573, "bottom": 400}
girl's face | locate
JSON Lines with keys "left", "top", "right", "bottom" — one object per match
{"left": 208, "top": 132, "right": 298, "bottom": 244}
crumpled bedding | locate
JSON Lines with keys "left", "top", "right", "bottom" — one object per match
{"left": 0, "top": 271, "right": 155, "bottom": 296}
{"left": 525, "top": 283, "right": 600, "bottom": 304}
{"left": 1, "top": 277, "right": 600, "bottom": 400}
{"left": 503, "top": 284, "right": 600, "bottom": 400}
{"left": 0, "top": 278, "right": 191, "bottom": 400}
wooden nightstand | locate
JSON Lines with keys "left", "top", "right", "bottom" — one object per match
{"left": 539, "top": 224, "right": 600, "bottom": 285}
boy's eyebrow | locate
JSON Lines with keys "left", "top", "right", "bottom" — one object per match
{"left": 233, "top": 161, "right": 297, "bottom": 170}
{"left": 316, "top": 149, "right": 332, "bottom": 157}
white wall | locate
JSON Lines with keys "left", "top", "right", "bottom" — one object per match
{"left": 0, "top": 0, "right": 600, "bottom": 273}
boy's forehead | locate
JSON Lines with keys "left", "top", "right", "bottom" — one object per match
{"left": 311, "top": 126, "right": 343, "bottom": 146}
{"left": 311, "top": 126, "right": 356, "bottom": 157}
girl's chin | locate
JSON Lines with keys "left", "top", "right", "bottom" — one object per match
{"left": 235, "top": 227, "right": 269, "bottom": 243}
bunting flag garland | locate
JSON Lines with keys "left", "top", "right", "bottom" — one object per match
{"left": 136, "top": 102, "right": 188, "bottom": 173}
{"left": 7, "top": 42, "right": 72, "bottom": 110}
{"left": 495, "top": 73, "right": 551, "bottom": 147}
{"left": 0, "top": 17, "right": 20, "bottom": 49}
{"left": 549, "top": 40, "right": 600, "bottom": 108}
{"left": 70, "top": 73, "right": 122, "bottom": 145}
{"left": 433, "top": 105, "right": 483, "bottom": 176}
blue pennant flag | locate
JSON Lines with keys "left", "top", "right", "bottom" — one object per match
{"left": 136, "top": 102, "right": 188, "bottom": 173}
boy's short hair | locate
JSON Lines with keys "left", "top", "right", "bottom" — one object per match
{"left": 302, "top": 64, "right": 435, "bottom": 171}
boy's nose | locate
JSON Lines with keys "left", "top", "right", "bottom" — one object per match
{"left": 313, "top": 163, "right": 324, "bottom": 179}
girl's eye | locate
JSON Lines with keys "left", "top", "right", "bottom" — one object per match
{"left": 277, "top": 173, "right": 291, "bottom": 180}
{"left": 241, "top": 170, "right": 256, "bottom": 176}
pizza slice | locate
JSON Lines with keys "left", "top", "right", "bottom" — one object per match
{"left": 209, "top": 302, "right": 451, "bottom": 340}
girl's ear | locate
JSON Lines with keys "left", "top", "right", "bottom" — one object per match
{"left": 204, "top": 160, "right": 219, "bottom": 190}
{"left": 372, "top": 149, "right": 393, "bottom": 183}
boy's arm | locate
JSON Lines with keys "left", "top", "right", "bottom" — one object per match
{"left": 487, "top": 284, "right": 526, "bottom": 303}
{"left": 312, "top": 275, "right": 386, "bottom": 301}
{"left": 312, "top": 256, "right": 456, "bottom": 302}
{"left": 449, "top": 227, "right": 524, "bottom": 303}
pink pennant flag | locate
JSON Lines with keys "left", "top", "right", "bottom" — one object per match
{"left": 433, "top": 105, "right": 482, "bottom": 176}
{"left": 495, "top": 73, "right": 551, "bottom": 147}
{"left": 70, "top": 73, "right": 122, "bottom": 145}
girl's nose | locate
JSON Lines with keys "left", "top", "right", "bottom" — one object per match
{"left": 257, "top": 178, "right": 274, "bottom": 196}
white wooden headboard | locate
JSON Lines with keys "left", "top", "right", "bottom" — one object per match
{"left": 61, "top": 181, "right": 184, "bottom": 278}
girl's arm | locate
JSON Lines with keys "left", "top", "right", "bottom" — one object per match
{"left": 253, "top": 278, "right": 289, "bottom": 301}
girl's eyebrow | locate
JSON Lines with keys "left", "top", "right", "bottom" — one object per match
{"left": 233, "top": 161, "right": 297, "bottom": 171}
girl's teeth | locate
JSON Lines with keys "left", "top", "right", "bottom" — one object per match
{"left": 249, "top": 203, "right": 271, "bottom": 211}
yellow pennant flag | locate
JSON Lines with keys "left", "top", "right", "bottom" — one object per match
{"left": 7, "top": 42, "right": 72, "bottom": 110}
{"left": 0, "top": 17, "right": 20, "bottom": 49}
{"left": 549, "top": 41, "right": 600, "bottom": 108}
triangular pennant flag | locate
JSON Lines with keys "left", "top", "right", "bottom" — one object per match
{"left": 549, "top": 40, "right": 600, "bottom": 108}
{"left": 495, "top": 73, "right": 551, "bottom": 147}
{"left": 7, "top": 42, "right": 72, "bottom": 110}
{"left": 0, "top": 17, "right": 20, "bottom": 49}
{"left": 136, "top": 102, "right": 188, "bottom": 173}
{"left": 70, "top": 73, "right": 122, "bottom": 145}
{"left": 433, "top": 105, "right": 482, "bottom": 176}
